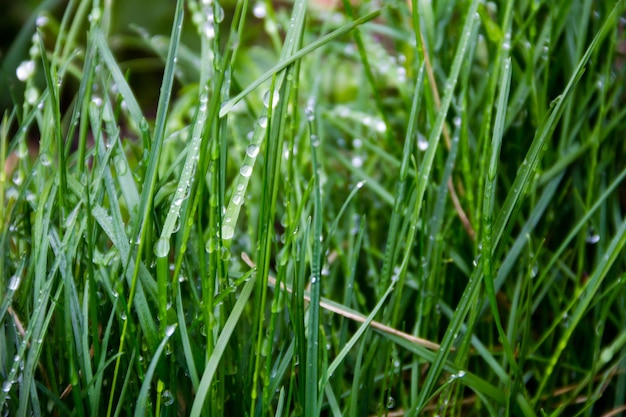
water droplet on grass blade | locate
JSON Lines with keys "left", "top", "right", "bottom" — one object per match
{"left": 8, "top": 275, "right": 20, "bottom": 290}
{"left": 240, "top": 164, "right": 253, "bottom": 177}
{"left": 16, "top": 60, "right": 35, "bottom": 82}
{"left": 25, "top": 86, "right": 39, "bottom": 104}
{"left": 253, "top": 2, "right": 266, "bottom": 18}
{"left": 263, "top": 90, "right": 280, "bottom": 108}
{"left": 586, "top": 228, "right": 600, "bottom": 244}
{"left": 246, "top": 144, "right": 259, "bottom": 158}
{"left": 351, "top": 156, "right": 363, "bottom": 168}
{"left": 162, "top": 390, "right": 174, "bottom": 406}
{"left": 40, "top": 152, "right": 51, "bottom": 167}
{"left": 417, "top": 133, "right": 428, "bottom": 151}
{"left": 154, "top": 237, "right": 170, "bottom": 258}
{"left": 165, "top": 324, "right": 176, "bottom": 336}
{"left": 204, "top": 22, "right": 215, "bottom": 39}
{"left": 214, "top": 5, "right": 224, "bottom": 23}
{"left": 221, "top": 224, "right": 235, "bottom": 240}
{"left": 12, "top": 170, "right": 24, "bottom": 186}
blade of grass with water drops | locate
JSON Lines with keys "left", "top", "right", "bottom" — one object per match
{"left": 5, "top": 178, "right": 57, "bottom": 411}
{"left": 321, "top": 282, "right": 395, "bottom": 391}
{"left": 377, "top": 62, "right": 424, "bottom": 296}
{"left": 0, "top": 274, "right": 57, "bottom": 408}
{"left": 90, "top": 98, "right": 158, "bottom": 327}
{"left": 16, "top": 269, "right": 63, "bottom": 417}
{"left": 218, "top": 0, "right": 307, "bottom": 245}
{"left": 107, "top": 1, "right": 184, "bottom": 413}
{"left": 154, "top": 85, "right": 209, "bottom": 335}
{"left": 175, "top": 284, "right": 200, "bottom": 390}
{"left": 481, "top": 56, "right": 519, "bottom": 382}
{"left": 189, "top": 276, "right": 256, "bottom": 417}
{"left": 249, "top": 80, "right": 287, "bottom": 417}
{"left": 129, "top": 0, "right": 183, "bottom": 259}
{"left": 305, "top": 105, "right": 325, "bottom": 417}
{"left": 409, "top": 0, "right": 481, "bottom": 410}
{"left": 93, "top": 30, "right": 149, "bottom": 145}
{"left": 133, "top": 324, "right": 177, "bottom": 417}
{"left": 37, "top": 30, "right": 68, "bottom": 214}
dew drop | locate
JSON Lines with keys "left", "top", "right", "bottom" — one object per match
{"left": 263, "top": 90, "right": 280, "bottom": 109}
{"left": 162, "top": 389, "right": 174, "bottom": 406}
{"left": 165, "top": 324, "right": 176, "bottom": 337}
{"left": 586, "top": 229, "right": 600, "bottom": 244}
{"left": 204, "top": 22, "right": 215, "bottom": 39}
{"left": 221, "top": 224, "right": 235, "bottom": 240}
{"left": 351, "top": 156, "right": 363, "bottom": 168}
{"left": 154, "top": 237, "right": 170, "bottom": 258}
{"left": 386, "top": 397, "right": 396, "bottom": 409}
{"left": 502, "top": 32, "right": 512, "bottom": 51}
{"left": 258, "top": 116, "right": 268, "bottom": 128}
{"left": 38, "top": 152, "right": 51, "bottom": 167}
{"left": 240, "top": 164, "right": 253, "bottom": 177}
{"left": 25, "top": 86, "right": 39, "bottom": 104}
{"left": 16, "top": 60, "right": 35, "bottom": 82}
{"left": 8, "top": 275, "right": 21, "bottom": 291}
{"left": 374, "top": 120, "right": 387, "bottom": 133}
{"left": 246, "top": 144, "right": 260, "bottom": 158}
{"left": 310, "top": 135, "right": 320, "bottom": 147}
{"left": 391, "top": 266, "right": 401, "bottom": 283}
{"left": 253, "top": 2, "right": 266, "bottom": 18}
{"left": 214, "top": 5, "right": 225, "bottom": 23}
{"left": 36, "top": 15, "right": 49, "bottom": 27}
{"left": 16, "top": 142, "right": 29, "bottom": 159}
{"left": 89, "top": 7, "right": 101, "bottom": 23}
{"left": 114, "top": 155, "right": 127, "bottom": 175}
{"left": 12, "top": 170, "right": 24, "bottom": 186}
{"left": 205, "top": 237, "right": 216, "bottom": 253}
{"left": 417, "top": 133, "right": 428, "bottom": 151}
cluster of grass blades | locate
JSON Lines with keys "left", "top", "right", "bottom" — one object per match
{"left": 1, "top": 0, "right": 626, "bottom": 415}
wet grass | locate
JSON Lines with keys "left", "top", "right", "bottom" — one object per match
{"left": 2, "top": 0, "right": 626, "bottom": 416}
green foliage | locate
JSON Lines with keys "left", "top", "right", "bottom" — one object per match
{"left": 1, "top": 0, "right": 626, "bottom": 415}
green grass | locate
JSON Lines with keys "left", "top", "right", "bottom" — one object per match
{"left": 2, "top": 0, "right": 626, "bottom": 415}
